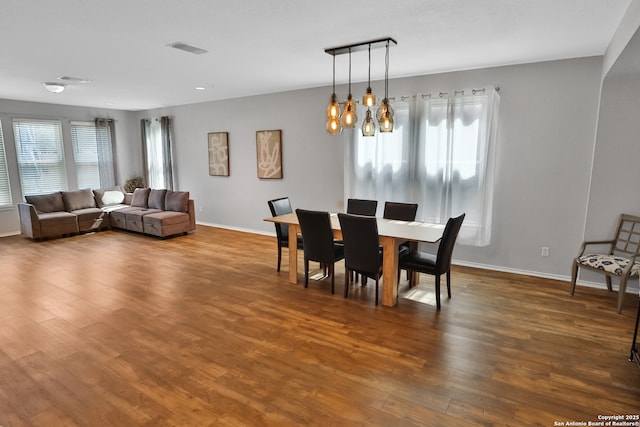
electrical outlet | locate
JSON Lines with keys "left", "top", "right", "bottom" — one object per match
{"left": 199, "top": 206, "right": 203, "bottom": 213}
{"left": 541, "top": 247, "right": 550, "bottom": 257}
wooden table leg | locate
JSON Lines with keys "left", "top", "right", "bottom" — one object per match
{"left": 288, "top": 224, "right": 299, "bottom": 284}
{"left": 381, "top": 236, "right": 399, "bottom": 307}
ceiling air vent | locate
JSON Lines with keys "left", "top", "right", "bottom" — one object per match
{"left": 57, "top": 76, "right": 92, "bottom": 84}
{"left": 167, "top": 42, "right": 208, "bottom": 55}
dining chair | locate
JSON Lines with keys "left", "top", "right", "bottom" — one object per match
{"left": 571, "top": 213, "right": 640, "bottom": 313}
{"left": 338, "top": 213, "right": 383, "bottom": 305}
{"left": 383, "top": 201, "right": 419, "bottom": 280}
{"left": 295, "top": 209, "right": 345, "bottom": 294}
{"left": 267, "top": 197, "right": 304, "bottom": 272}
{"left": 347, "top": 198, "right": 378, "bottom": 216}
{"left": 400, "top": 213, "right": 465, "bottom": 309}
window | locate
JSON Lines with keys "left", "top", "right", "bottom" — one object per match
{"left": 0, "top": 122, "right": 12, "bottom": 205}
{"left": 13, "top": 119, "right": 67, "bottom": 196}
{"left": 70, "top": 120, "right": 116, "bottom": 189}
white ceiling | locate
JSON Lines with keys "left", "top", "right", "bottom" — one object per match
{"left": 0, "top": 0, "right": 632, "bottom": 111}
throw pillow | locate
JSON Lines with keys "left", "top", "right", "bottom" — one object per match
{"left": 148, "top": 189, "right": 167, "bottom": 210}
{"left": 101, "top": 190, "right": 125, "bottom": 206}
{"left": 61, "top": 188, "right": 96, "bottom": 211}
{"left": 131, "top": 188, "right": 151, "bottom": 208}
{"left": 25, "top": 192, "right": 65, "bottom": 213}
{"left": 94, "top": 186, "right": 123, "bottom": 207}
{"left": 165, "top": 190, "right": 189, "bottom": 213}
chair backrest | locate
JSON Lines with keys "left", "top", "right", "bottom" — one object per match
{"left": 435, "top": 213, "right": 466, "bottom": 274}
{"left": 383, "top": 202, "right": 418, "bottom": 221}
{"left": 338, "top": 213, "right": 381, "bottom": 276}
{"left": 296, "top": 209, "right": 338, "bottom": 263}
{"left": 268, "top": 197, "right": 293, "bottom": 243}
{"left": 347, "top": 198, "right": 378, "bottom": 216}
{"left": 612, "top": 213, "right": 640, "bottom": 256}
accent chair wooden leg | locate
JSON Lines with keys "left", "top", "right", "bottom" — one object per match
{"left": 570, "top": 262, "right": 579, "bottom": 295}
{"left": 606, "top": 276, "right": 613, "bottom": 292}
{"left": 617, "top": 276, "right": 628, "bottom": 314}
{"left": 435, "top": 275, "right": 441, "bottom": 310}
{"left": 446, "top": 270, "right": 451, "bottom": 299}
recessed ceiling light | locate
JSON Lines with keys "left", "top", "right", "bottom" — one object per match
{"left": 195, "top": 86, "right": 206, "bottom": 91}
{"left": 57, "top": 75, "right": 92, "bottom": 84}
{"left": 42, "top": 82, "right": 66, "bottom": 93}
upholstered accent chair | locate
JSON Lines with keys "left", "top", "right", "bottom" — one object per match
{"left": 571, "top": 213, "right": 640, "bottom": 313}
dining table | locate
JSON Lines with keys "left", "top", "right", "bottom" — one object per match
{"left": 264, "top": 212, "right": 446, "bottom": 307}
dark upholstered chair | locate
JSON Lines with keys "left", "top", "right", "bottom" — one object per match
{"left": 571, "top": 213, "right": 640, "bottom": 313}
{"left": 338, "top": 213, "right": 383, "bottom": 305}
{"left": 347, "top": 198, "right": 378, "bottom": 216}
{"left": 383, "top": 201, "right": 419, "bottom": 280}
{"left": 295, "top": 209, "right": 344, "bottom": 294}
{"left": 268, "top": 197, "right": 303, "bottom": 272}
{"left": 383, "top": 201, "right": 418, "bottom": 222}
{"left": 400, "top": 213, "right": 465, "bottom": 309}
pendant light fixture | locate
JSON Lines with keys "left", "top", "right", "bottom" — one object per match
{"left": 340, "top": 48, "right": 357, "bottom": 129}
{"left": 362, "top": 44, "right": 376, "bottom": 108}
{"left": 326, "top": 54, "right": 342, "bottom": 134}
{"left": 324, "top": 37, "right": 396, "bottom": 136}
{"left": 376, "top": 40, "right": 394, "bottom": 132}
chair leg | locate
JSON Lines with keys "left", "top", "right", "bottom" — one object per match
{"left": 435, "top": 275, "right": 441, "bottom": 310}
{"left": 617, "top": 275, "right": 629, "bottom": 314}
{"left": 375, "top": 276, "right": 379, "bottom": 306}
{"left": 606, "top": 276, "right": 613, "bottom": 292}
{"left": 570, "top": 262, "right": 579, "bottom": 295}
{"left": 277, "top": 246, "right": 282, "bottom": 272}
{"left": 304, "top": 259, "right": 309, "bottom": 288}
{"left": 330, "top": 263, "right": 335, "bottom": 294}
{"left": 344, "top": 268, "right": 350, "bottom": 298}
{"left": 446, "top": 270, "right": 451, "bottom": 299}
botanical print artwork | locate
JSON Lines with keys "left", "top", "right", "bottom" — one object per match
{"left": 208, "top": 132, "right": 229, "bottom": 176}
{"left": 256, "top": 130, "right": 282, "bottom": 179}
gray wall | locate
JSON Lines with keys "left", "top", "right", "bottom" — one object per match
{"left": 140, "top": 57, "right": 603, "bottom": 281}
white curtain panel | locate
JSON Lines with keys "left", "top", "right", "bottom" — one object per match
{"left": 345, "top": 87, "right": 500, "bottom": 247}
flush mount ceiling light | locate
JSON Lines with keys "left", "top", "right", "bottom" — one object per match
{"left": 42, "top": 82, "right": 66, "bottom": 93}
{"left": 325, "top": 37, "right": 397, "bottom": 136}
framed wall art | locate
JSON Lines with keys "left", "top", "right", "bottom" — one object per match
{"left": 208, "top": 132, "right": 230, "bottom": 176}
{"left": 256, "top": 129, "right": 282, "bottom": 179}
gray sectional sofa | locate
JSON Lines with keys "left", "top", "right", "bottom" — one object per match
{"left": 18, "top": 187, "right": 195, "bottom": 240}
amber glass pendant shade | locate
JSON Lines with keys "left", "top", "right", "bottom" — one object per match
{"left": 362, "top": 87, "right": 376, "bottom": 107}
{"left": 327, "top": 93, "right": 341, "bottom": 120}
{"left": 341, "top": 95, "right": 358, "bottom": 128}
{"left": 380, "top": 111, "right": 394, "bottom": 132}
{"left": 327, "top": 117, "right": 342, "bottom": 134}
{"left": 376, "top": 98, "right": 394, "bottom": 122}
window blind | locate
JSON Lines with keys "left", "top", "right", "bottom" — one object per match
{"left": 71, "top": 121, "right": 101, "bottom": 189}
{"left": 0, "top": 122, "right": 12, "bottom": 205}
{"left": 13, "top": 119, "right": 67, "bottom": 196}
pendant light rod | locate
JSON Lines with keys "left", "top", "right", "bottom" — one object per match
{"left": 324, "top": 37, "right": 396, "bottom": 56}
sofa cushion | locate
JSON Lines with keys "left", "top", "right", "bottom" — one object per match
{"left": 148, "top": 189, "right": 167, "bottom": 210}
{"left": 62, "top": 188, "right": 96, "bottom": 211}
{"left": 131, "top": 187, "right": 150, "bottom": 208}
{"left": 143, "top": 211, "right": 190, "bottom": 237}
{"left": 25, "top": 192, "right": 65, "bottom": 213}
{"left": 165, "top": 190, "right": 189, "bottom": 213}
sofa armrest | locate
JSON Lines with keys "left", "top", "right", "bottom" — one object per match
{"left": 18, "top": 203, "right": 41, "bottom": 239}
{"left": 188, "top": 199, "right": 196, "bottom": 231}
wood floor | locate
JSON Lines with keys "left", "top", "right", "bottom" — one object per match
{"left": 0, "top": 225, "right": 638, "bottom": 426}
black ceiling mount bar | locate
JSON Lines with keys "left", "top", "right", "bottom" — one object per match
{"left": 324, "top": 37, "right": 397, "bottom": 56}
